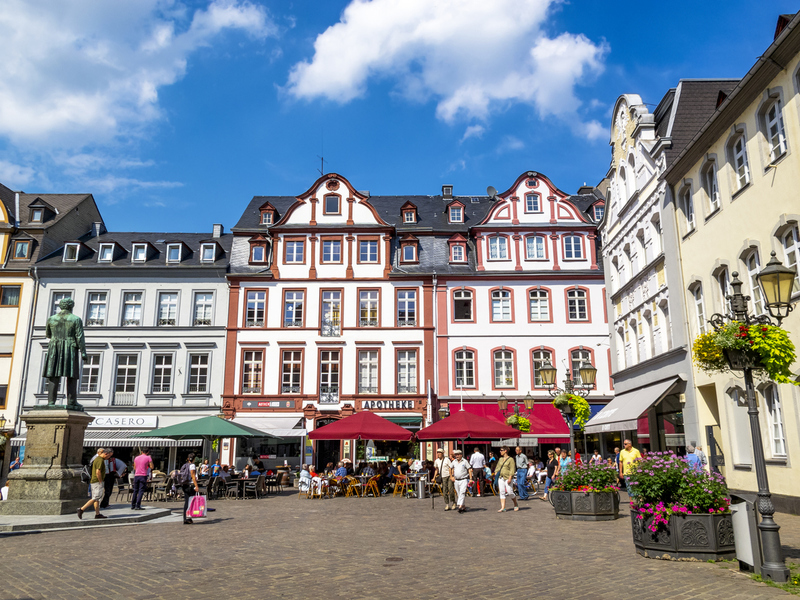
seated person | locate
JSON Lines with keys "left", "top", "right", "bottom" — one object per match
{"left": 324, "top": 462, "right": 335, "bottom": 477}
{"left": 299, "top": 464, "right": 312, "bottom": 492}
{"left": 343, "top": 459, "right": 355, "bottom": 476}
{"left": 397, "top": 461, "right": 409, "bottom": 475}
{"left": 363, "top": 463, "right": 376, "bottom": 477}
{"left": 242, "top": 464, "right": 253, "bottom": 479}
{"left": 219, "top": 465, "right": 231, "bottom": 480}
{"left": 334, "top": 461, "right": 347, "bottom": 478}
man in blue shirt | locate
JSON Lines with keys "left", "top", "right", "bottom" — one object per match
{"left": 334, "top": 462, "right": 348, "bottom": 478}
{"left": 685, "top": 445, "right": 702, "bottom": 471}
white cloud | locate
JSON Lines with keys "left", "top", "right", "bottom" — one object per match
{"left": 0, "top": 0, "right": 276, "bottom": 148}
{"left": 85, "top": 175, "right": 184, "bottom": 195}
{"left": 287, "top": 0, "right": 606, "bottom": 132}
{"left": 460, "top": 125, "right": 485, "bottom": 142}
{"left": 497, "top": 135, "right": 525, "bottom": 154}
{"left": 582, "top": 120, "right": 607, "bottom": 141}
{"left": 0, "top": 160, "right": 35, "bottom": 186}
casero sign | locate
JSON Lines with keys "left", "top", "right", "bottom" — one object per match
{"left": 361, "top": 400, "right": 416, "bottom": 410}
{"left": 88, "top": 415, "right": 158, "bottom": 429}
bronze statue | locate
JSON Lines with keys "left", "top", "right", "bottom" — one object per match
{"left": 43, "top": 297, "right": 87, "bottom": 410}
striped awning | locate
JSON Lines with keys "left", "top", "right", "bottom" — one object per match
{"left": 11, "top": 430, "right": 203, "bottom": 448}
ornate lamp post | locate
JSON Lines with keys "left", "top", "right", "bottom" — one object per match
{"left": 707, "top": 252, "right": 796, "bottom": 583}
{"left": 539, "top": 360, "right": 597, "bottom": 457}
{"left": 497, "top": 392, "right": 535, "bottom": 421}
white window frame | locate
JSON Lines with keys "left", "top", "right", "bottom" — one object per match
{"left": 403, "top": 210, "right": 415, "bottom": 223}
{"left": 491, "top": 289, "right": 512, "bottom": 321}
{"left": 732, "top": 134, "right": 750, "bottom": 190}
{"left": 114, "top": 354, "right": 138, "bottom": 394}
{"left": 200, "top": 243, "right": 216, "bottom": 263}
{"left": 745, "top": 250, "right": 764, "bottom": 315}
{"left": 285, "top": 240, "right": 304, "bottom": 263}
{"left": 251, "top": 245, "right": 266, "bottom": 262}
{"left": 80, "top": 354, "right": 101, "bottom": 393}
{"left": 781, "top": 225, "right": 800, "bottom": 294}
{"left": 193, "top": 292, "right": 213, "bottom": 326}
{"left": 692, "top": 285, "right": 707, "bottom": 335}
{"left": 122, "top": 292, "right": 143, "bottom": 326}
{"left": 532, "top": 349, "right": 552, "bottom": 387}
{"left": 525, "top": 193, "right": 540, "bottom": 213}
{"left": 454, "top": 349, "right": 475, "bottom": 388}
{"left": 242, "top": 350, "right": 263, "bottom": 394}
{"left": 245, "top": 290, "right": 266, "bottom": 327}
{"left": 281, "top": 350, "right": 302, "bottom": 394}
{"left": 593, "top": 205, "right": 604, "bottom": 221}
{"left": 397, "top": 290, "right": 416, "bottom": 326}
{"left": 359, "top": 290, "right": 379, "bottom": 327}
{"left": 261, "top": 212, "right": 273, "bottom": 225}
{"left": 98, "top": 244, "right": 114, "bottom": 262}
{"left": 321, "top": 240, "right": 341, "bottom": 263}
{"left": 397, "top": 350, "right": 417, "bottom": 394}
{"left": 716, "top": 268, "right": 730, "bottom": 312}
{"left": 567, "top": 289, "right": 588, "bottom": 321}
{"left": 765, "top": 100, "right": 787, "bottom": 162}
{"left": 401, "top": 244, "right": 416, "bottom": 262}
{"left": 86, "top": 292, "right": 108, "bottom": 326}
{"left": 321, "top": 290, "right": 341, "bottom": 335}
{"left": 451, "top": 243, "right": 465, "bottom": 262}
{"left": 680, "top": 187, "right": 695, "bottom": 233}
{"left": 157, "top": 292, "right": 178, "bottom": 326}
{"left": 319, "top": 350, "right": 340, "bottom": 398}
{"left": 493, "top": 350, "right": 514, "bottom": 388}
{"left": 151, "top": 354, "right": 173, "bottom": 394}
{"left": 166, "top": 244, "right": 181, "bottom": 263}
{"left": 283, "top": 291, "right": 304, "bottom": 327}
{"left": 571, "top": 349, "right": 592, "bottom": 385}
{"left": 529, "top": 289, "right": 549, "bottom": 321}
{"left": 359, "top": 240, "right": 378, "bottom": 263}
{"left": 703, "top": 162, "right": 720, "bottom": 213}
{"left": 563, "top": 235, "right": 583, "bottom": 259}
{"left": 132, "top": 244, "right": 147, "bottom": 262}
{"left": 488, "top": 236, "right": 508, "bottom": 260}
{"left": 63, "top": 243, "right": 79, "bottom": 262}
{"left": 358, "top": 350, "right": 378, "bottom": 394}
{"left": 526, "top": 235, "right": 546, "bottom": 260}
{"left": 51, "top": 291, "right": 73, "bottom": 316}
{"left": 764, "top": 385, "right": 787, "bottom": 457}
{"left": 188, "top": 353, "right": 209, "bottom": 393}
{"left": 453, "top": 289, "right": 472, "bottom": 321}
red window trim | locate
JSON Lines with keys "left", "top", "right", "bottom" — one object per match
{"left": 490, "top": 345, "right": 518, "bottom": 391}
{"left": 488, "top": 286, "right": 515, "bottom": 324}
{"left": 451, "top": 286, "right": 476, "bottom": 324}
{"left": 356, "top": 347, "right": 382, "bottom": 395}
{"left": 322, "top": 193, "right": 342, "bottom": 216}
{"left": 356, "top": 235, "right": 381, "bottom": 265}
{"left": 530, "top": 346, "right": 557, "bottom": 390}
{"left": 283, "top": 236, "right": 307, "bottom": 265}
{"left": 564, "top": 285, "right": 592, "bottom": 323}
{"left": 523, "top": 192, "right": 543, "bottom": 214}
{"left": 279, "top": 347, "right": 305, "bottom": 395}
{"left": 567, "top": 345, "right": 597, "bottom": 391}
{"left": 451, "top": 346, "right": 479, "bottom": 391}
{"left": 561, "top": 233, "right": 586, "bottom": 261}
{"left": 356, "top": 287, "right": 382, "bottom": 328}
{"left": 486, "top": 234, "right": 512, "bottom": 262}
{"left": 395, "top": 347, "right": 421, "bottom": 395}
{"left": 281, "top": 287, "right": 308, "bottom": 328}
{"left": 240, "top": 347, "right": 266, "bottom": 395}
{"left": 525, "top": 286, "right": 553, "bottom": 324}
{"left": 319, "top": 235, "right": 344, "bottom": 265}
{"left": 242, "top": 288, "right": 269, "bottom": 328}
{"left": 523, "top": 234, "right": 549, "bottom": 261}
{"left": 395, "top": 287, "right": 419, "bottom": 327}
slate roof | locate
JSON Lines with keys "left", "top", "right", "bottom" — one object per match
{"left": 663, "top": 80, "right": 739, "bottom": 167}
{"left": 34, "top": 231, "right": 233, "bottom": 269}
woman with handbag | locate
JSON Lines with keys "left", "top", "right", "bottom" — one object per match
{"left": 179, "top": 453, "right": 200, "bottom": 525}
{"left": 495, "top": 446, "right": 519, "bottom": 513}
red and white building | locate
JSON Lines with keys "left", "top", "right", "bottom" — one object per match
{"left": 222, "top": 172, "right": 612, "bottom": 469}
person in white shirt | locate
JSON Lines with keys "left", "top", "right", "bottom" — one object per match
{"left": 99, "top": 449, "right": 128, "bottom": 509}
{"left": 433, "top": 448, "right": 454, "bottom": 510}
{"left": 468, "top": 447, "right": 486, "bottom": 497}
{"left": 589, "top": 449, "right": 603, "bottom": 465}
{"left": 450, "top": 449, "right": 473, "bottom": 513}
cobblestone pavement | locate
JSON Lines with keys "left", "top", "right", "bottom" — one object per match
{"left": 2, "top": 492, "right": 798, "bottom": 600}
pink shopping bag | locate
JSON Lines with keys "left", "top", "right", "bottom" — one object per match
{"left": 186, "top": 494, "right": 207, "bottom": 519}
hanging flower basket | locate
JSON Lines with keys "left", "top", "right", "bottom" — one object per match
{"left": 692, "top": 321, "right": 798, "bottom": 385}
{"left": 552, "top": 393, "right": 591, "bottom": 429}
{"left": 505, "top": 415, "right": 531, "bottom": 432}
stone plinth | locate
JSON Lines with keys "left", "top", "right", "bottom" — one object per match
{"left": 0, "top": 408, "right": 93, "bottom": 515}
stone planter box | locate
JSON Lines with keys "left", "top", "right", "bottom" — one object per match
{"left": 551, "top": 490, "right": 620, "bottom": 521}
{"left": 631, "top": 512, "right": 735, "bottom": 561}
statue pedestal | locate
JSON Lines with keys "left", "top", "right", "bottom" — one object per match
{"left": 0, "top": 408, "right": 93, "bottom": 515}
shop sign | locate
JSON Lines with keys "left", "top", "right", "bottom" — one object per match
{"left": 88, "top": 415, "right": 158, "bottom": 428}
{"left": 260, "top": 454, "right": 277, "bottom": 459}
{"left": 362, "top": 400, "right": 415, "bottom": 410}
{"left": 243, "top": 400, "right": 294, "bottom": 408}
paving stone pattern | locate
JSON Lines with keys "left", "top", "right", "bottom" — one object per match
{"left": 2, "top": 492, "right": 798, "bottom": 600}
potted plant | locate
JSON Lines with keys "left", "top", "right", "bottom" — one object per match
{"left": 627, "top": 452, "right": 735, "bottom": 561}
{"left": 505, "top": 415, "right": 531, "bottom": 432}
{"left": 693, "top": 321, "right": 798, "bottom": 385}
{"left": 549, "top": 462, "right": 620, "bottom": 520}
{"left": 552, "top": 393, "right": 591, "bottom": 428}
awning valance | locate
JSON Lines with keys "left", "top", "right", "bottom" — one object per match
{"left": 584, "top": 378, "right": 680, "bottom": 434}
{"left": 12, "top": 430, "right": 203, "bottom": 448}
{"left": 232, "top": 416, "right": 307, "bottom": 438}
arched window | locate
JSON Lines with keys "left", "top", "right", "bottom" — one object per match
{"left": 763, "top": 99, "right": 787, "bottom": 162}
{"left": 744, "top": 250, "right": 764, "bottom": 315}
{"left": 729, "top": 132, "right": 750, "bottom": 190}
{"left": 493, "top": 349, "right": 515, "bottom": 388}
{"left": 618, "top": 166, "right": 628, "bottom": 202}
{"left": 488, "top": 236, "right": 508, "bottom": 260}
{"left": 563, "top": 235, "right": 583, "bottom": 259}
{"left": 570, "top": 348, "right": 592, "bottom": 386}
{"left": 691, "top": 284, "right": 707, "bottom": 335}
{"left": 679, "top": 186, "right": 695, "bottom": 233}
{"left": 453, "top": 289, "right": 473, "bottom": 321}
{"left": 528, "top": 289, "right": 550, "bottom": 321}
{"left": 702, "top": 161, "right": 720, "bottom": 213}
{"left": 566, "top": 288, "right": 588, "bottom": 321}
{"left": 780, "top": 224, "right": 800, "bottom": 294}
{"left": 764, "top": 385, "right": 787, "bottom": 457}
{"left": 627, "top": 155, "right": 636, "bottom": 198}
{"left": 715, "top": 267, "right": 730, "bottom": 312}
{"left": 454, "top": 349, "right": 475, "bottom": 388}
{"left": 525, "top": 235, "right": 546, "bottom": 259}
{"left": 491, "top": 289, "right": 512, "bottom": 322}
{"left": 531, "top": 349, "right": 552, "bottom": 387}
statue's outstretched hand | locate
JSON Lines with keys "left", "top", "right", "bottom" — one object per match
{"left": 82, "top": 353, "right": 88, "bottom": 361}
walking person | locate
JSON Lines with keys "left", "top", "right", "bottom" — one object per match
{"left": 450, "top": 449, "right": 473, "bottom": 513}
{"left": 694, "top": 444, "right": 708, "bottom": 471}
{"left": 100, "top": 449, "right": 127, "bottom": 509}
{"left": 180, "top": 453, "right": 200, "bottom": 525}
{"left": 558, "top": 449, "right": 573, "bottom": 476}
{"left": 685, "top": 444, "right": 702, "bottom": 471}
{"left": 542, "top": 450, "right": 558, "bottom": 502}
{"left": 495, "top": 446, "right": 519, "bottom": 512}
{"left": 589, "top": 449, "right": 602, "bottom": 465}
{"left": 131, "top": 448, "right": 153, "bottom": 510}
{"left": 469, "top": 447, "right": 486, "bottom": 497}
{"left": 514, "top": 446, "right": 529, "bottom": 500}
{"left": 78, "top": 449, "right": 110, "bottom": 520}
{"left": 618, "top": 439, "right": 642, "bottom": 498}
{"left": 433, "top": 448, "right": 454, "bottom": 510}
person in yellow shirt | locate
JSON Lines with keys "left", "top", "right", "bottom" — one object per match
{"left": 618, "top": 439, "right": 642, "bottom": 498}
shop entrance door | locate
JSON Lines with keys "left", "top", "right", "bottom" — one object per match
{"left": 316, "top": 440, "right": 340, "bottom": 471}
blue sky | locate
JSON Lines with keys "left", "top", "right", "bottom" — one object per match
{"left": 0, "top": 0, "right": 796, "bottom": 233}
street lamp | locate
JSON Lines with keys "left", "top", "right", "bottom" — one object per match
{"left": 540, "top": 358, "right": 596, "bottom": 458}
{"left": 0, "top": 416, "right": 6, "bottom": 430}
{"left": 497, "top": 392, "right": 535, "bottom": 419}
{"left": 437, "top": 405, "right": 450, "bottom": 421}
{"left": 707, "top": 256, "right": 797, "bottom": 583}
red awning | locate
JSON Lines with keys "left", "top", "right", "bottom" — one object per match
{"left": 460, "top": 403, "right": 570, "bottom": 440}
{"left": 307, "top": 411, "right": 413, "bottom": 441}
{"left": 417, "top": 410, "right": 521, "bottom": 441}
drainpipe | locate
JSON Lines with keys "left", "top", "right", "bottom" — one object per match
{"left": 16, "top": 266, "right": 40, "bottom": 434}
{"left": 14, "top": 193, "right": 20, "bottom": 227}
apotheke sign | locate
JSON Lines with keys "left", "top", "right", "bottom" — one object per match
{"left": 362, "top": 400, "right": 415, "bottom": 410}
{"left": 88, "top": 416, "right": 158, "bottom": 429}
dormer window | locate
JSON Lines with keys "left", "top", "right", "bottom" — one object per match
{"left": 166, "top": 244, "right": 181, "bottom": 263}
{"left": 594, "top": 205, "right": 605, "bottom": 221}
{"left": 251, "top": 245, "right": 266, "bottom": 262}
{"left": 451, "top": 243, "right": 466, "bottom": 262}
{"left": 442, "top": 185, "right": 453, "bottom": 198}
{"left": 63, "top": 243, "right": 79, "bottom": 262}
{"left": 399, "top": 235, "right": 419, "bottom": 263}
{"left": 403, "top": 210, "right": 416, "bottom": 223}
{"left": 324, "top": 195, "right": 340, "bottom": 215}
{"left": 98, "top": 244, "right": 114, "bottom": 262}
{"left": 30, "top": 208, "right": 43, "bottom": 223}
{"left": 447, "top": 201, "right": 465, "bottom": 224}
{"left": 261, "top": 211, "right": 273, "bottom": 225}
{"left": 525, "top": 193, "right": 541, "bottom": 213}
{"left": 132, "top": 244, "right": 147, "bottom": 262}
{"left": 201, "top": 243, "right": 216, "bottom": 263}
{"left": 12, "top": 240, "right": 30, "bottom": 260}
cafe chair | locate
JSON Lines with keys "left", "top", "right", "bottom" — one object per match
{"left": 392, "top": 475, "right": 410, "bottom": 497}
{"left": 363, "top": 476, "right": 381, "bottom": 498}
{"left": 225, "top": 479, "right": 239, "bottom": 500}
{"left": 344, "top": 476, "right": 362, "bottom": 497}
{"left": 243, "top": 475, "right": 264, "bottom": 500}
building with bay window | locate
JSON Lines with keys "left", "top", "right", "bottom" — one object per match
{"left": 15, "top": 226, "right": 232, "bottom": 472}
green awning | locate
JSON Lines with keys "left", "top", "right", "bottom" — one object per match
{"left": 132, "top": 415, "right": 281, "bottom": 441}
{"left": 383, "top": 417, "right": 422, "bottom": 429}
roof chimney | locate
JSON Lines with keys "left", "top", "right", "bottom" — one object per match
{"left": 14, "top": 192, "right": 20, "bottom": 227}
{"left": 90, "top": 222, "right": 104, "bottom": 237}
{"left": 212, "top": 224, "right": 223, "bottom": 238}
{"left": 442, "top": 185, "right": 453, "bottom": 199}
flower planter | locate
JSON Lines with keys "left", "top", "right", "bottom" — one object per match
{"left": 722, "top": 348, "right": 762, "bottom": 371}
{"left": 551, "top": 490, "right": 620, "bottom": 521}
{"left": 630, "top": 512, "right": 735, "bottom": 561}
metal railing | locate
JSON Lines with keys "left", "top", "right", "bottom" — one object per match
{"left": 320, "top": 319, "right": 341, "bottom": 337}
{"left": 358, "top": 385, "right": 378, "bottom": 394}
{"left": 398, "top": 385, "right": 417, "bottom": 394}
{"left": 122, "top": 319, "right": 140, "bottom": 327}
{"left": 242, "top": 386, "right": 262, "bottom": 394}
{"left": 319, "top": 386, "right": 339, "bottom": 404}
{"left": 151, "top": 384, "right": 171, "bottom": 393}
{"left": 193, "top": 318, "right": 211, "bottom": 326}
{"left": 398, "top": 319, "right": 417, "bottom": 327}
{"left": 284, "top": 319, "right": 303, "bottom": 328}
{"left": 158, "top": 318, "right": 176, "bottom": 326}
{"left": 188, "top": 384, "right": 207, "bottom": 393}
{"left": 281, "top": 385, "right": 301, "bottom": 394}
{"left": 112, "top": 392, "right": 136, "bottom": 406}
{"left": 80, "top": 383, "right": 98, "bottom": 393}
{"left": 245, "top": 319, "right": 264, "bottom": 327}
{"left": 86, "top": 318, "right": 104, "bottom": 326}
{"left": 359, "top": 319, "right": 378, "bottom": 327}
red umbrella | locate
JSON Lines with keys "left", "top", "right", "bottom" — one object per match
{"left": 307, "top": 411, "right": 414, "bottom": 441}
{"left": 416, "top": 410, "right": 521, "bottom": 441}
